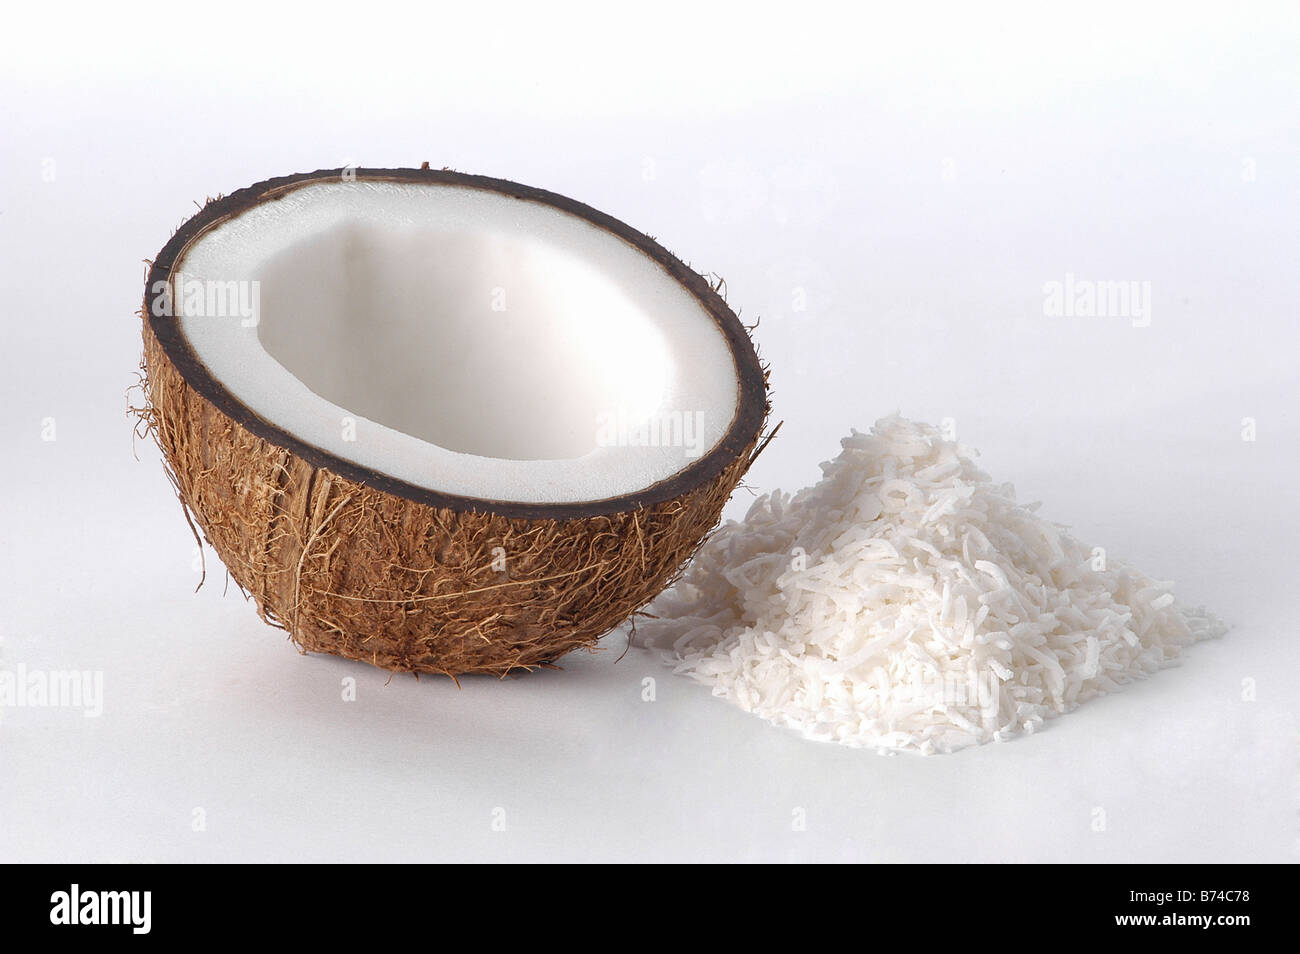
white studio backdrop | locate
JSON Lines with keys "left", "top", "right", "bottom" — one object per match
{"left": 1, "top": 1, "right": 1296, "bottom": 861}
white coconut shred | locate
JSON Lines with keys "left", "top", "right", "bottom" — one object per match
{"left": 634, "top": 415, "right": 1224, "bottom": 754}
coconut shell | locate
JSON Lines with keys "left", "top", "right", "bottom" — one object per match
{"left": 136, "top": 169, "right": 771, "bottom": 676}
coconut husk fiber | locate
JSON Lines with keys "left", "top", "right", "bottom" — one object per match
{"left": 134, "top": 169, "right": 771, "bottom": 677}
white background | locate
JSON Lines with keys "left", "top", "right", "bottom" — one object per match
{"left": 1, "top": 1, "right": 1296, "bottom": 862}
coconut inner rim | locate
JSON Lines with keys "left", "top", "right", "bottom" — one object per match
{"left": 172, "top": 179, "right": 741, "bottom": 506}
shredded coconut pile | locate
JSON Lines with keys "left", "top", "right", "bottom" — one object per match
{"left": 635, "top": 415, "right": 1224, "bottom": 754}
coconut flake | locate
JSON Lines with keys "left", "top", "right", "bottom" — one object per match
{"left": 635, "top": 415, "right": 1226, "bottom": 754}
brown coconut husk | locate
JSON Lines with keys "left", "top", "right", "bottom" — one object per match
{"left": 135, "top": 168, "right": 771, "bottom": 677}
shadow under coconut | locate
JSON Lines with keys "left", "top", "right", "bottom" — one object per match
{"left": 233, "top": 625, "right": 637, "bottom": 728}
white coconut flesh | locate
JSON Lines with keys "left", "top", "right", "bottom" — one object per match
{"left": 173, "top": 180, "right": 741, "bottom": 505}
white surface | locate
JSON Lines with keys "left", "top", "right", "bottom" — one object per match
{"left": 1, "top": 1, "right": 1296, "bottom": 862}
{"left": 179, "top": 180, "right": 737, "bottom": 501}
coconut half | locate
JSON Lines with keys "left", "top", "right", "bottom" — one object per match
{"left": 138, "top": 168, "right": 769, "bottom": 675}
